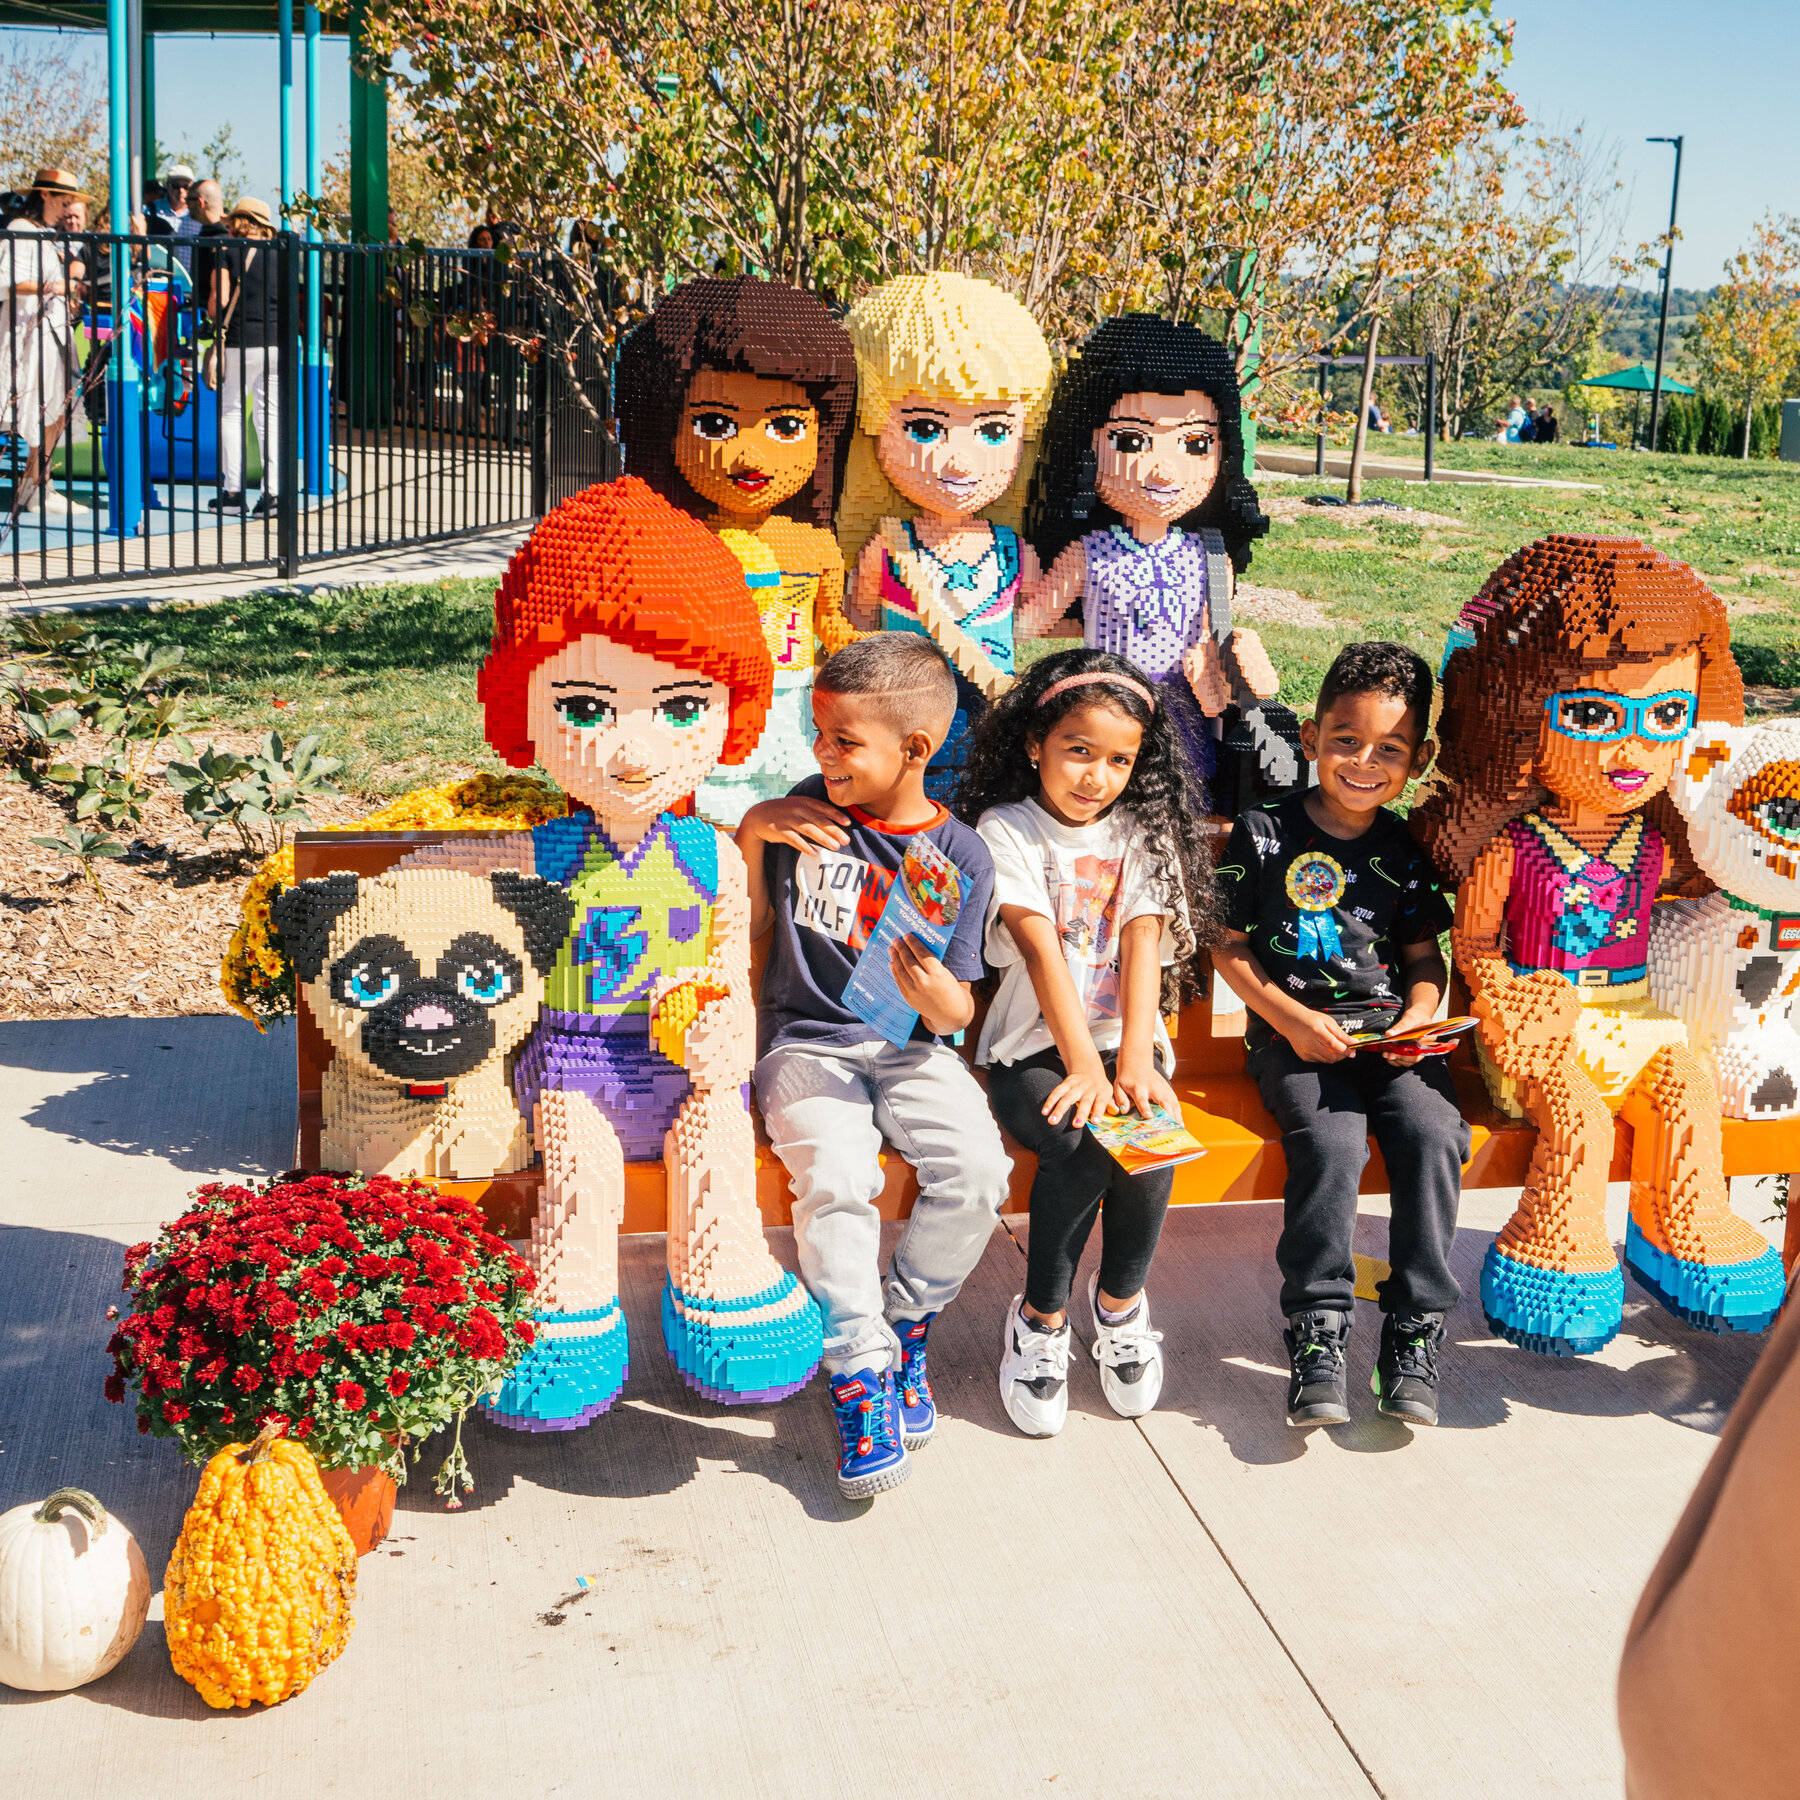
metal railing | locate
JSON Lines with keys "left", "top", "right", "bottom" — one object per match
{"left": 0, "top": 229, "right": 615, "bottom": 592}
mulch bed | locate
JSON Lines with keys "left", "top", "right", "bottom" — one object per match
{"left": 0, "top": 724, "right": 373, "bottom": 1021}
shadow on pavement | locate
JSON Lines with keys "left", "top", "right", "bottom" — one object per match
{"left": 0, "top": 1015, "right": 295, "bottom": 1176}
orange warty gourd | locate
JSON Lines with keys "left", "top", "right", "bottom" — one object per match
{"left": 163, "top": 1422, "right": 357, "bottom": 1708}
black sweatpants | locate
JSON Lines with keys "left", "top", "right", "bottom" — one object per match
{"left": 986, "top": 1047, "right": 1174, "bottom": 1315}
{"left": 1247, "top": 1031, "right": 1470, "bottom": 1318}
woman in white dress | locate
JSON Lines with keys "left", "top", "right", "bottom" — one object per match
{"left": 2, "top": 168, "right": 90, "bottom": 517}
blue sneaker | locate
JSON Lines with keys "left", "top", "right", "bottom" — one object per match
{"left": 896, "top": 1313, "right": 937, "bottom": 1448}
{"left": 829, "top": 1367, "right": 910, "bottom": 1500}
{"left": 1624, "top": 1217, "right": 1785, "bottom": 1335}
{"left": 661, "top": 1270, "right": 823, "bottom": 1404}
{"left": 481, "top": 1301, "right": 629, "bottom": 1431}
{"left": 1480, "top": 1244, "right": 1622, "bottom": 1357}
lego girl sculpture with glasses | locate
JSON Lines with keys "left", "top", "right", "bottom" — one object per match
{"left": 1412, "top": 535, "right": 1784, "bottom": 1359}
{"left": 614, "top": 276, "right": 863, "bottom": 827}
{"left": 1022, "top": 315, "right": 1280, "bottom": 807}
{"left": 467, "top": 478, "right": 823, "bottom": 1428}
{"left": 839, "top": 272, "right": 1053, "bottom": 800}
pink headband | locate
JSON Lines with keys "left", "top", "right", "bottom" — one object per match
{"left": 1036, "top": 672, "right": 1156, "bottom": 712}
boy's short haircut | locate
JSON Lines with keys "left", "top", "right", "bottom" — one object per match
{"left": 815, "top": 631, "right": 959, "bottom": 745}
{"left": 1315, "top": 640, "right": 1434, "bottom": 737}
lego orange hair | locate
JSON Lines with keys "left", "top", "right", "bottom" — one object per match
{"left": 1412, "top": 535, "right": 1744, "bottom": 888}
{"left": 479, "top": 477, "right": 774, "bottom": 770}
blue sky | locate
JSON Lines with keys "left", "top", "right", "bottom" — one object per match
{"left": 6, "top": 2, "right": 1796, "bottom": 286}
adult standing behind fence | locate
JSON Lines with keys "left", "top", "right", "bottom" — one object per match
{"left": 1, "top": 168, "right": 92, "bottom": 520}
{"left": 207, "top": 197, "right": 281, "bottom": 519}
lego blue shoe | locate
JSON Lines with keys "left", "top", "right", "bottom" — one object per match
{"left": 1624, "top": 1217, "right": 1785, "bottom": 1335}
{"left": 660, "top": 1270, "right": 823, "bottom": 1404}
{"left": 481, "top": 1301, "right": 628, "bottom": 1431}
{"left": 1480, "top": 1243, "right": 1623, "bottom": 1356}
{"left": 830, "top": 1366, "right": 911, "bottom": 1500}
{"left": 896, "top": 1312, "right": 938, "bottom": 1448}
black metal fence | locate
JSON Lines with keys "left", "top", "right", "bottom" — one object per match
{"left": 0, "top": 229, "right": 619, "bottom": 591}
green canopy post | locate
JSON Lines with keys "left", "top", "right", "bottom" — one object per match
{"left": 346, "top": 0, "right": 390, "bottom": 426}
{"left": 142, "top": 31, "right": 156, "bottom": 177}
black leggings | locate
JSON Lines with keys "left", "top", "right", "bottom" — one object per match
{"left": 986, "top": 1047, "right": 1174, "bottom": 1315}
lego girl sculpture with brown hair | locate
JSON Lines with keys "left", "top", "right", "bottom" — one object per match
{"left": 614, "top": 277, "right": 861, "bottom": 825}
{"left": 1413, "top": 535, "right": 1784, "bottom": 1357}
{"left": 468, "top": 476, "right": 823, "bottom": 1427}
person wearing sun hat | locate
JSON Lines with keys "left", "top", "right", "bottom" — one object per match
{"left": 2, "top": 168, "right": 94, "bottom": 517}
{"left": 208, "top": 196, "right": 283, "bottom": 519}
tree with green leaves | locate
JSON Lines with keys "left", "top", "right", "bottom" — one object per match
{"left": 1689, "top": 215, "right": 1800, "bottom": 463}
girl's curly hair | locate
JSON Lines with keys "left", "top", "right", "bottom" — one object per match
{"left": 955, "top": 647, "right": 1220, "bottom": 1008}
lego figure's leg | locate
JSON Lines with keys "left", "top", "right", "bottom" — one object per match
{"left": 1622, "top": 1042, "right": 1784, "bottom": 1334}
{"left": 660, "top": 1080, "right": 822, "bottom": 1404}
{"left": 482, "top": 1088, "right": 630, "bottom": 1431}
{"left": 1481, "top": 1059, "right": 1625, "bottom": 1356}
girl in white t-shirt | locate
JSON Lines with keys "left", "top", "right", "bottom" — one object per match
{"left": 959, "top": 647, "right": 1219, "bottom": 1436}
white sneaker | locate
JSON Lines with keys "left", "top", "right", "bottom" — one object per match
{"left": 26, "top": 490, "right": 90, "bottom": 518}
{"left": 999, "top": 1298, "right": 1071, "bottom": 1437}
{"left": 1087, "top": 1273, "right": 1165, "bottom": 1418}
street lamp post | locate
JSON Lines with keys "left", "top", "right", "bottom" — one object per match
{"left": 1647, "top": 134, "right": 1683, "bottom": 454}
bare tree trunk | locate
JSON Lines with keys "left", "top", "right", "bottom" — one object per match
{"left": 1346, "top": 314, "right": 1381, "bottom": 502}
{"left": 1743, "top": 392, "right": 1754, "bottom": 461}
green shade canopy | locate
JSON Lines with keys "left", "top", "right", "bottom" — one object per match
{"left": 1576, "top": 363, "right": 1695, "bottom": 395}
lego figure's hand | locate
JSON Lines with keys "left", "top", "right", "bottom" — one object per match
{"left": 1473, "top": 968, "right": 1580, "bottom": 1077}
{"left": 653, "top": 974, "right": 750, "bottom": 1086}
{"left": 1227, "top": 627, "right": 1280, "bottom": 701}
{"left": 1183, "top": 637, "right": 1230, "bottom": 718}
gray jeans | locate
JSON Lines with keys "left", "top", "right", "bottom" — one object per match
{"left": 754, "top": 1039, "right": 1013, "bottom": 1374}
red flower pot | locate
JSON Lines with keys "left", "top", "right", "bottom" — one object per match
{"left": 319, "top": 1463, "right": 397, "bottom": 1555}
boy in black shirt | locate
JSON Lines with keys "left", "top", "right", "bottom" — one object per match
{"left": 1215, "top": 643, "right": 1469, "bottom": 1429}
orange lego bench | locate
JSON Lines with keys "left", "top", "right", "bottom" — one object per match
{"left": 291, "top": 834, "right": 1800, "bottom": 1267}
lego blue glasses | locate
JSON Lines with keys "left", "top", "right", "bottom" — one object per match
{"left": 1543, "top": 688, "right": 1697, "bottom": 744}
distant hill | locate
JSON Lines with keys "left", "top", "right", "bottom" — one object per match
{"left": 1593, "top": 285, "right": 1713, "bottom": 367}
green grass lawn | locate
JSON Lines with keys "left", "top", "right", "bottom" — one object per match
{"left": 46, "top": 440, "right": 1800, "bottom": 800}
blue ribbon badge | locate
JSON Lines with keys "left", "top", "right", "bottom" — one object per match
{"left": 1285, "top": 851, "right": 1348, "bottom": 962}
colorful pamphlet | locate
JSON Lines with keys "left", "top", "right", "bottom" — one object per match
{"left": 1086, "top": 1103, "right": 1207, "bottom": 1175}
{"left": 842, "top": 833, "right": 964, "bottom": 1046}
{"left": 1349, "top": 1014, "right": 1479, "bottom": 1053}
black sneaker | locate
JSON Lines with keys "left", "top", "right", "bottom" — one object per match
{"left": 251, "top": 493, "right": 277, "bottom": 519}
{"left": 1373, "top": 1309, "right": 1446, "bottom": 1426}
{"left": 1283, "top": 1308, "right": 1351, "bottom": 1427}
{"left": 207, "top": 490, "right": 243, "bottom": 513}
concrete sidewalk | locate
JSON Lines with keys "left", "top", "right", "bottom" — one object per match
{"left": 0, "top": 1015, "right": 1761, "bottom": 1799}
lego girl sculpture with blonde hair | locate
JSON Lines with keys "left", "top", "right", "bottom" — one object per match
{"left": 614, "top": 276, "right": 862, "bottom": 825}
{"left": 840, "top": 273, "right": 1052, "bottom": 798}
{"left": 1413, "top": 535, "right": 1784, "bottom": 1357}
{"left": 470, "top": 477, "right": 823, "bottom": 1427}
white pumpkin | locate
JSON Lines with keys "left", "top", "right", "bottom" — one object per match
{"left": 0, "top": 1488, "right": 151, "bottom": 1691}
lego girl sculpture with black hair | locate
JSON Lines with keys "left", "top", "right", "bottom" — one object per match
{"left": 614, "top": 276, "right": 861, "bottom": 826}
{"left": 839, "top": 272, "right": 1054, "bottom": 799}
{"left": 1412, "top": 535, "right": 1784, "bottom": 1359}
{"left": 468, "top": 477, "right": 823, "bottom": 1428}
{"left": 1023, "top": 314, "right": 1280, "bottom": 805}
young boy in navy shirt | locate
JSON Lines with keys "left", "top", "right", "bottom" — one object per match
{"left": 1213, "top": 643, "right": 1469, "bottom": 1429}
{"left": 738, "top": 633, "right": 1011, "bottom": 1499}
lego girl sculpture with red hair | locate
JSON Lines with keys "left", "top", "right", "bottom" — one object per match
{"left": 475, "top": 476, "right": 822, "bottom": 1426}
{"left": 1413, "top": 535, "right": 1783, "bottom": 1359}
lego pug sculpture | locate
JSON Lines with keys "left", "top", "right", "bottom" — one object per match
{"left": 1413, "top": 535, "right": 1784, "bottom": 1357}
{"left": 1650, "top": 718, "right": 1800, "bottom": 1119}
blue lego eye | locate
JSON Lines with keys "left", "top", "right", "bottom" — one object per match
{"left": 977, "top": 419, "right": 1013, "bottom": 445}
{"left": 902, "top": 417, "right": 945, "bottom": 445}
{"left": 457, "top": 961, "right": 514, "bottom": 1005}
{"left": 656, "top": 694, "right": 707, "bottom": 729}
{"left": 344, "top": 966, "right": 395, "bottom": 1007}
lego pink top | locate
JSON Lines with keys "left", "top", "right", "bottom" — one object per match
{"left": 1502, "top": 810, "right": 1661, "bottom": 981}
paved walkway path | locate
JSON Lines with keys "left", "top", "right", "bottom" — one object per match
{"left": 0, "top": 1015, "right": 1759, "bottom": 1798}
